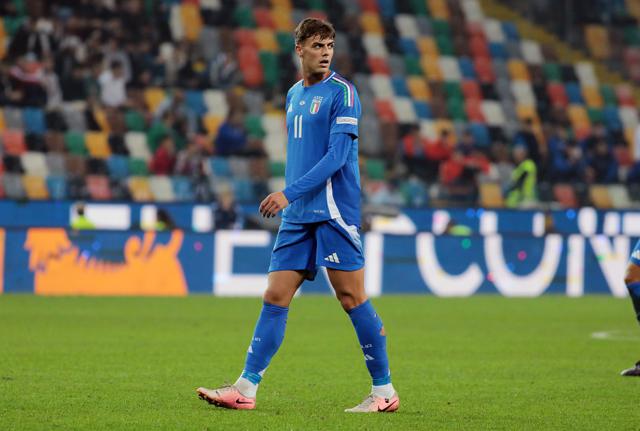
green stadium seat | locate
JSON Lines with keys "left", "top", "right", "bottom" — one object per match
{"left": 259, "top": 51, "right": 279, "bottom": 87}
{"left": 269, "top": 160, "right": 286, "bottom": 177}
{"left": 64, "top": 132, "right": 87, "bottom": 155}
{"left": 125, "top": 110, "right": 146, "bottom": 132}
{"left": 366, "top": 159, "right": 386, "bottom": 180}
{"left": 245, "top": 115, "right": 266, "bottom": 138}
{"left": 128, "top": 158, "right": 149, "bottom": 176}
{"left": 542, "top": 63, "right": 562, "bottom": 82}
{"left": 233, "top": 5, "right": 256, "bottom": 28}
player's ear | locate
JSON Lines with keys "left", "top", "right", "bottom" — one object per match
{"left": 295, "top": 43, "right": 303, "bottom": 58}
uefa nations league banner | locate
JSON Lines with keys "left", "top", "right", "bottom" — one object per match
{"left": 0, "top": 228, "right": 634, "bottom": 297}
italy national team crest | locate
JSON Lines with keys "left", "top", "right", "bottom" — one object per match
{"left": 310, "top": 96, "right": 323, "bottom": 114}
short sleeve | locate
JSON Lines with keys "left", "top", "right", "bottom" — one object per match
{"left": 329, "top": 79, "right": 361, "bottom": 137}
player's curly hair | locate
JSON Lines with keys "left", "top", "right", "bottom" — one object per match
{"left": 294, "top": 18, "right": 335, "bottom": 45}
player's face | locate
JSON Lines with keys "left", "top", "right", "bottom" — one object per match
{"left": 297, "top": 35, "right": 334, "bottom": 75}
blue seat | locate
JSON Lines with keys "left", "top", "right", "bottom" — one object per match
{"left": 107, "top": 155, "right": 130, "bottom": 180}
{"left": 469, "top": 123, "right": 490, "bottom": 147}
{"left": 172, "top": 176, "right": 195, "bottom": 201}
{"left": 565, "top": 82, "right": 584, "bottom": 104}
{"left": 185, "top": 90, "right": 207, "bottom": 116}
{"left": 400, "top": 38, "right": 420, "bottom": 56}
{"left": 23, "top": 108, "right": 46, "bottom": 134}
{"left": 502, "top": 22, "right": 520, "bottom": 41}
{"left": 603, "top": 106, "right": 623, "bottom": 131}
{"left": 46, "top": 175, "right": 68, "bottom": 200}
{"left": 209, "top": 157, "right": 232, "bottom": 177}
{"left": 458, "top": 57, "right": 476, "bottom": 79}
{"left": 232, "top": 178, "right": 255, "bottom": 203}
{"left": 489, "top": 43, "right": 508, "bottom": 60}
{"left": 391, "top": 76, "right": 410, "bottom": 97}
{"left": 413, "top": 101, "right": 433, "bottom": 119}
{"left": 377, "top": 0, "right": 396, "bottom": 18}
{"left": 400, "top": 179, "right": 428, "bottom": 207}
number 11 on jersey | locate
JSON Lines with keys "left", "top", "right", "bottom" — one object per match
{"left": 293, "top": 114, "right": 303, "bottom": 139}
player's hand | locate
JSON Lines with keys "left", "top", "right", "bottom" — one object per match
{"left": 259, "top": 192, "right": 289, "bottom": 218}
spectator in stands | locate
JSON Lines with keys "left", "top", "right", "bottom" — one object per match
{"left": 424, "top": 129, "right": 454, "bottom": 181}
{"left": 548, "top": 125, "right": 585, "bottom": 182}
{"left": 154, "top": 89, "right": 197, "bottom": 137}
{"left": 505, "top": 145, "right": 537, "bottom": 208}
{"left": 209, "top": 49, "right": 240, "bottom": 89}
{"left": 98, "top": 60, "right": 128, "bottom": 108}
{"left": 401, "top": 124, "right": 427, "bottom": 178}
{"left": 439, "top": 141, "right": 489, "bottom": 204}
{"left": 213, "top": 189, "right": 243, "bottom": 230}
{"left": 174, "top": 136, "right": 208, "bottom": 177}
{"left": 42, "top": 56, "right": 63, "bottom": 110}
{"left": 71, "top": 203, "right": 95, "bottom": 230}
{"left": 514, "top": 118, "right": 541, "bottom": 166}
{"left": 8, "top": 53, "right": 47, "bottom": 106}
{"left": 585, "top": 138, "right": 618, "bottom": 183}
{"left": 487, "top": 141, "right": 514, "bottom": 190}
{"left": 155, "top": 209, "right": 176, "bottom": 231}
{"left": 150, "top": 135, "right": 176, "bottom": 175}
{"left": 215, "top": 110, "right": 248, "bottom": 156}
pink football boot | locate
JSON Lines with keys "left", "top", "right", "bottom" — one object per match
{"left": 345, "top": 393, "right": 400, "bottom": 413}
{"left": 196, "top": 385, "right": 256, "bottom": 410}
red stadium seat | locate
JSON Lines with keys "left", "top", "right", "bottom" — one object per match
{"left": 368, "top": 57, "right": 391, "bottom": 75}
{"left": 461, "top": 80, "right": 482, "bottom": 100}
{"left": 254, "top": 8, "right": 275, "bottom": 28}
{"left": 374, "top": 100, "right": 397, "bottom": 122}
{"left": 465, "top": 99, "right": 485, "bottom": 122}
{"left": 547, "top": 82, "right": 569, "bottom": 108}
{"left": 234, "top": 29, "right": 258, "bottom": 48}
{"left": 470, "top": 35, "right": 490, "bottom": 59}
{"left": 86, "top": 175, "right": 113, "bottom": 200}
{"left": 553, "top": 184, "right": 579, "bottom": 208}
{"left": 474, "top": 57, "right": 495, "bottom": 83}
{"left": 2, "top": 130, "right": 26, "bottom": 156}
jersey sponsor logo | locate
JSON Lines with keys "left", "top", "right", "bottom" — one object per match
{"left": 324, "top": 252, "right": 340, "bottom": 263}
{"left": 310, "top": 96, "right": 323, "bottom": 114}
{"left": 633, "top": 250, "right": 640, "bottom": 260}
{"left": 336, "top": 116, "right": 358, "bottom": 125}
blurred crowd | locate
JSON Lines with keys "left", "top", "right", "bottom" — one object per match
{"left": 1, "top": 0, "right": 639, "bottom": 209}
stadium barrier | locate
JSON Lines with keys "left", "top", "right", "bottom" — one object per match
{"left": 0, "top": 226, "right": 634, "bottom": 297}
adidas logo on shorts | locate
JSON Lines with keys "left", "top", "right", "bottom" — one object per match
{"left": 324, "top": 252, "right": 340, "bottom": 263}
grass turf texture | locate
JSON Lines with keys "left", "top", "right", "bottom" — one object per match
{"left": 1, "top": 296, "right": 640, "bottom": 430}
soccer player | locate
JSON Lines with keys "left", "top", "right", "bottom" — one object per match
{"left": 197, "top": 18, "right": 399, "bottom": 412}
{"left": 621, "top": 240, "right": 640, "bottom": 376}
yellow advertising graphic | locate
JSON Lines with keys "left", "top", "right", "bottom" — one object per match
{"left": 25, "top": 229, "right": 187, "bottom": 296}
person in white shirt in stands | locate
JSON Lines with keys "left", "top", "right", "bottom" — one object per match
{"left": 98, "top": 60, "right": 128, "bottom": 108}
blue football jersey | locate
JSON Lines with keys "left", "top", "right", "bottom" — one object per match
{"left": 282, "top": 71, "right": 362, "bottom": 226}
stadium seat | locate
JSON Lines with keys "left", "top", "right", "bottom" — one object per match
{"left": 20, "top": 152, "right": 48, "bottom": 176}
{"left": 45, "top": 153, "right": 66, "bottom": 176}
{"left": 85, "top": 132, "right": 111, "bottom": 159}
{"left": 2, "top": 130, "right": 26, "bottom": 156}
{"left": 64, "top": 131, "right": 86, "bottom": 155}
{"left": 3, "top": 173, "right": 25, "bottom": 199}
{"left": 107, "top": 155, "right": 130, "bottom": 180}
{"left": 553, "top": 184, "right": 579, "bottom": 208}
{"left": 203, "top": 90, "right": 228, "bottom": 117}
{"left": 22, "top": 175, "right": 49, "bottom": 200}
{"left": 23, "top": 108, "right": 46, "bottom": 134}
{"left": 479, "top": 181, "right": 504, "bottom": 207}
{"left": 128, "top": 176, "right": 153, "bottom": 201}
{"left": 64, "top": 154, "right": 87, "bottom": 177}
{"left": 125, "top": 132, "right": 151, "bottom": 161}
{"left": 128, "top": 158, "right": 149, "bottom": 176}
{"left": 208, "top": 157, "right": 232, "bottom": 177}
{"left": 3, "top": 107, "right": 23, "bottom": 130}
{"left": 589, "top": 185, "right": 613, "bottom": 208}
{"left": 86, "top": 175, "right": 112, "bottom": 200}
{"left": 46, "top": 175, "right": 67, "bottom": 200}
{"left": 172, "top": 176, "right": 195, "bottom": 201}
{"left": 144, "top": 88, "right": 166, "bottom": 113}
{"left": 149, "top": 175, "right": 175, "bottom": 202}
{"left": 203, "top": 114, "right": 224, "bottom": 137}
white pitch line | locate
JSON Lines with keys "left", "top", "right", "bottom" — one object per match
{"left": 590, "top": 330, "right": 640, "bottom": 341}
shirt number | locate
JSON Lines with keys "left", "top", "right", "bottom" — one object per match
{"left": 293, "top": 114, "right": 303, "bottom": 139}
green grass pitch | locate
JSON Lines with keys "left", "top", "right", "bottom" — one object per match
{"left": 1, "top": 295, "right": 640, "bottom": 430}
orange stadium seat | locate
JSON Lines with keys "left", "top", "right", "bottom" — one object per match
{"left": 128, "top": 176, "right": 153, "bottom": 202}
{"left": 407, "top": 77, "right": 431, "bottom": 101}
{"left": 85, "top": 132, "right": 111, "bottom": 159}
{"left": 86, "top": 175, "right": 113, "bottom": 200}
{"left": 480, "top": 182, "right": 504, "bottom": 208}
{"left": 2, "top": 130, "right": 26, "bottom": 156}
{"left": 590, "top": 185, "right": 613, "bottom": 208}
{"left": 360, "top": 13, "right": 383, "bottom": 34}
{"left": 144, "top": 88, "right": 166, "bottom": 113}
{"left": 180, "top": 4, "right": 203, "bottom": 41}
{"left": 22, "top": 175, "right": 49, "bottom": 200}
{"left": 417, "top": 37, "right": 439, "bottom": 56}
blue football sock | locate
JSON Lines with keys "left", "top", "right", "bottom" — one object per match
{"left": 347, "top": 300, "right": 391, "bottom": 386}
{"left": 627, "top": 282, "right": 640, "bottom": 324}
{"left": 241, "top": 302, "right": 288, "bottom": 385}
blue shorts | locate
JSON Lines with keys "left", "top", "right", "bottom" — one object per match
{"left": 631, "top": 240, "right": 640, "bottom": 266}
{"left": 269, "top": 218, "right": 364, "bottom": 280}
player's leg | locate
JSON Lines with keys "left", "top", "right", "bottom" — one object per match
{"left": 621, "top": 243, "right": 640, "bottom": 376}
{"left": 198, "top": 222, "right": 315, "bottom": 408}
{"left": 317, "top": 219, "right": 399, "bottom": 412}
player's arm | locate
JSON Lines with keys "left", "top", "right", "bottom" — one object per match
{"left": 259, "top": 132, "right": 353, "bottom": 218}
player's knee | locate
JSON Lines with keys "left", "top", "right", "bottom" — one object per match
{"left": 625, "top": 266, "right": 640, "bottom": 287}
{"left": 336, "top": 290, "right": 366, "bottom": 311}
{"left": 263, "top": 289, "right": 288, "bottom": 307}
